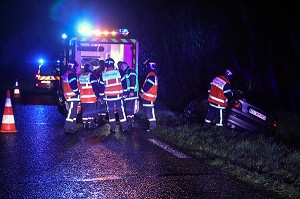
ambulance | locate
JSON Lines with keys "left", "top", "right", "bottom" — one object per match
{"left": 61, "top": 24, "right": 139, "bottom": 75}
{"left": 35, "top": 59, "right": 62, "bottom": 90}
{"left": 57, "top": 23, "right": 139, "bottom": 117}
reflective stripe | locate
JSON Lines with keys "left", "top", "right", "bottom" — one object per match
{"left": 2, "top": 115, "right": 15, "bottom": 124}
{"left": 104, "top": 96, "right": 122, "bottom": 101}
{"left": 209, "top": 102, "right": 226, "bottom": 109}
{"left": 143, "top": 103, "right": 154, "bottom": 107}
{"left": 109, "top": 118, "right": 116, "bottom": 122}
{"left": 142, "top": 93, "right": 157, "bottom": 98}
{"left": 205, "top": 119, "right": 211, "bottom": 123}
{"left": 208, "top": 95, "right": 227, "bottom": 104}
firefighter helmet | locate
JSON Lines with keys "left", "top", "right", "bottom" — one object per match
{"left": 105, "top": 58, "right": 115, "bottom": 68}
{"left": 225, "top": 68, "right": 233, "bottom": 80}
{"left": 68, "top": 60, "right": 79, "bottom": 71}
{"left": 144, "top": 59, "right": 157, "bottom": 72}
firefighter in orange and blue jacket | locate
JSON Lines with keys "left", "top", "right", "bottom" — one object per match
{"left": 119, "top": 61, "right": 139, "bottom": 129}
{"left": 99, "top": 58, "right": 129, "bottom": 134}
{"left": 78, "top": 63, "right": 100, "bottom": 129}
{"left": 140, "top": 59, "right": 158, "bottom": 132}
{"left": 61, "top": 60, "right": 80, "bottom": 133}
{"left": 201, "top": 69, "right": 234, "bottom": 130}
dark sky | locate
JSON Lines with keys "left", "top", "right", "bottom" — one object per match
{"left": 0, "top": 1, "right": 298, "bottom": 64}
{"left": 0, "top": 0, "right": 299, "bottom": 112}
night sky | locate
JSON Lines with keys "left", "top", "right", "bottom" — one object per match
{"left": 0, "top": 0, "right": 299, "bottom": 113}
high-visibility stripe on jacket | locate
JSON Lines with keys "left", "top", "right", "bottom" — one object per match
{"left": 125, "top": 68, "right": 139, "bottom": 92}
{"left": 78, "top": 72, "right": 97, "bottom": 103}
{"left": 101, "top": 67, "right": 123, "bottom": 98}
{"left": 208, "top": 75, "right": 230, "bottom": 107}
{"left": 140, "top": 72, "right": 158, "bottom": 102}
{"left": 62, "top": 70, "right": 80, "bottom": 101}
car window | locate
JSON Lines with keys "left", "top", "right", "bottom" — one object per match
{"left": 40, "top": 64, "right": 60, "bottom": 76}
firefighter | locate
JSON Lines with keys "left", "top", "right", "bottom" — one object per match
{"left": 119, "top": 61, "right": 139, "bottom": 129}
{"left": 99, "top": 58, "right": 129, "bottom": 133}
{"left": 61, "top": 60, "right": 80, "bottom": 133}
{"left": 201, "top": 69, "right": 234, "bottom": 130}
{"left": 78, "top": 63, "right": 100, "bottom": 129}
{"left": 139, "top": 59, "right": 158, "bottom": 132}
{"left": 94, "top": 59, "right": 107, "bottom": 126}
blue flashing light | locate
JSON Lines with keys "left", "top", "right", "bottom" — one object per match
{"left": 75, "top": 22, "right": 129, "bottom": 37}
{"left": 62, "top": 33, "right": 67, "bottom": 39}
{"left": 39, "top": 59, "right": 44, "bottom": 65}
{"left": 78, "top": 23, "right": 92, "bottom": 36}
{"left": 118, "top": 29, "right": 129, "bottom": 36}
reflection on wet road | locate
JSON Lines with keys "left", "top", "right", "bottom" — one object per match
{"left": 0, "top": 91, "right": 280, "bottom": 198}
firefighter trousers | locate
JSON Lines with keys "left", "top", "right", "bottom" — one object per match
{"left": 202, "top": 103, "right": 226, "bottom": 129}
{"left": 64, "top": 100, "right": 80, "bottom": 131}
{"left": 142, "top": 99, "right": 156, "bottom": 130}
{"left": 106, "top": 98, "right": 128, "bottom": 131}
{"left": 124, "top": 98, "right": 136, "bottom": 127}
{"left": 81, "top": 102, "right": 96, "bottom": 125}
{"left": 95, "top": 101, "right": 107, "bottom": 122}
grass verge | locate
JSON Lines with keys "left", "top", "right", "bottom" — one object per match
{"left": 140, "top": 109, "right": 300, "bottom": 199}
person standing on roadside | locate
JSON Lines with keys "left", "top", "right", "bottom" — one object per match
{"left": 139, "top": 59, "right": 158, "bottom": 133}
{"left": 99, "top": 58, "right": 129, "bottom": 134}
{"left": 61, "top": 60, "right": 80, "bottom": 133}
{"left": 201, "top": 69, "right": 234, "bottom": 130}
{"left": 78, "top": 63, "right": 100, "bottom": 129}
{"left": 119, "top": 61, "right": 139, "bottom": 129}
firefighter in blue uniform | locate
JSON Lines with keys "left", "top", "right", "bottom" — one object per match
{"left": 61, "top": 60, "right": 80, "bottom": 133}
{"left": 78, "top": 63, "right": 100, "bottom": 129}
{"left": 99, "top": 58, "right": 129, "bottom": 133}
{"left": 119, "top": 61, "right": 139, "bottom": 129}
{"left": 140, "top": 59, "right": 158, "bottom": 132}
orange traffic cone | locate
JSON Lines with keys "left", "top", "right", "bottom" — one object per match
{"left": 0, "top": 90, "right": 18, "bottom": 133}
{"left": 13, "top": 79, "right": 21, "bottom": 98}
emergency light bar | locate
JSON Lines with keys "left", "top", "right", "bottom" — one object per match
{"left": 77, "top": 24, "right": 129, "bottom": 37}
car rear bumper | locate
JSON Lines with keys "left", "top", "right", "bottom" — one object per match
{"left": 225, "top": 109, "right": 276, "bottom": 133}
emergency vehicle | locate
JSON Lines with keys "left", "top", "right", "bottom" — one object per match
{"left": 57, "top": 24, "right": 139, "bottom": 117}
{"left": 35, "top": 59, "right": 61, "bottom": 90}
{"left": 62, "top": 24, "right": 139, "bottom": 74}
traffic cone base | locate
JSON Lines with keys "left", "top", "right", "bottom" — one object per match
{"left": 1, "top": 90, "right": 18, "bottom": 133}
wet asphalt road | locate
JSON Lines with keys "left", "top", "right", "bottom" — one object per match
{"left": 0, "top": 90, "right": 282, "bottom": 198}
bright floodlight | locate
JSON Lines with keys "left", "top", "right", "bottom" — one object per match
{"left": 62, "top": 33, "right": 67, "bottom": 39}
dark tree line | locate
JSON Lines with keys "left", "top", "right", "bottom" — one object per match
{"left": 129, "top": 1, "right": 300, "bottom": 113}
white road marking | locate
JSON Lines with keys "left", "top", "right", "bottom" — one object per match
{"left": 148, "top": 138, "right": 190, "bottom": 159}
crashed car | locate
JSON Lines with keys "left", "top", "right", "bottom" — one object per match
{"left": 224, "top": 90, "right": 277, "bottom": 134}
{"left": 183, "top": 90, "right": 277, "bottom": 134}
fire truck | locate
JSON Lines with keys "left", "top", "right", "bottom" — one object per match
{"left": 57, "top": 24, "right": 139, "bottom": 117}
